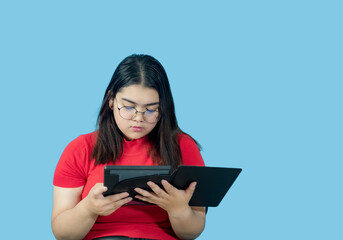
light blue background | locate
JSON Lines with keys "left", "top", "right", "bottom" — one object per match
{"left": 0, "top": 1, "right": 342, "bottom": 239}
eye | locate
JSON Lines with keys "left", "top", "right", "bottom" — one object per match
{"left": 123, "top": 106, "right": 135, "bottom": 111}
{"left": 145, "top": 109, "right": 156, "bottom": 115}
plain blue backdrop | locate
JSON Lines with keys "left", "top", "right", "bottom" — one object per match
{"left": 0, "top": 1, "right": 342, "bottom": 239}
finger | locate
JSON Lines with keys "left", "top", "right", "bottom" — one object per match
{"left": 134, "top": 195, "right": 148, "bottom": 202}
{"left": 134, "top": 187, "right": 154, "bottom": 197}
{"left": 185, "top": 182, "right": 197, "bottom": 198}
{"left": 100, "top": 197, "right": 133, "bottom": 216}
{"left": 147, "top": 181, "right": 168, "bottom": 198}
{"left": 107, "top": 192, "right": 130, "bottom": 202}
{"left": 134, "top": 195, "right": 155, "bottom": 204}
{"left": 114, "top": 196, "right": 133, "bottom": 206}
{"left": 103, "top": 194, "right": 131, "bottom": 210}
{"left": 161, "top": 179, "right": 177, "bottom": 195}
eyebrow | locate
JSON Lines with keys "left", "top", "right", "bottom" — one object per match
{"left": 121, "top": 98, "right": 160, "bottom": 107}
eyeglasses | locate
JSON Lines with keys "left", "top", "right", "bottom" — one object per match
{"left": 116, "top": 100, "right": 160, "bottom": 124}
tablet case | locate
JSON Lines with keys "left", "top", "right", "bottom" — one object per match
{"left": 103, "top": 165, "right": 242, "bottom": 207}
{"left": 103, "top": 165, "right": 172, "bottom": 198}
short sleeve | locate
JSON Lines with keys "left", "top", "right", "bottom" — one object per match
{"left": 179, "top": 135, "right": 205, "bottom": 166}
{"left": 53, "top": 135, "right": 90, "bottom": 188}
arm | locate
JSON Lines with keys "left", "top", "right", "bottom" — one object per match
{"left": 51, "top": 184, "right": 132, "bottom": 240}
{"left": 135, "top": 180, "right": 205, "bottom": 239}
{"left": 168, "top": 205, "right": 205, "bottom": 239}
{"left": 51, "top": 186, "right": 96, "bottom": 240}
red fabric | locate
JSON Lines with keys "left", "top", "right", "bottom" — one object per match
{"left": 53, "top": 132, "right": 205, "bottom": 240}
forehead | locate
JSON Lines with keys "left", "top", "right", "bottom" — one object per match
{"left": 116, "top": 84, "right": 159, "bottom": 104}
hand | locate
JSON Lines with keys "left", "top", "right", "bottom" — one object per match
{"left": 134, "top": 180, "right": 197, "bottom": 218}
{"left": 84, "top": 183, "right": 132, "bottom": 217}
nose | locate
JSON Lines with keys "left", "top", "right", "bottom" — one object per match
{"left": 132, "top": 110, "right": 145, "bottom": 122}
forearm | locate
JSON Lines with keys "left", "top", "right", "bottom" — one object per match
{"left": 52, "top": 199, "right": 98, "bottom": 240}
{"left": 168, "top": 206, "right": 206, "bottom": 240}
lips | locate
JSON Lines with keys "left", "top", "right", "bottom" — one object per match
{"left": 131, "top": 126, "right": 142, "bottom": 132}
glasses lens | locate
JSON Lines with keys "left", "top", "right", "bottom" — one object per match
{"left": 143, "top": 110, "right": 159, "bottom": 123}
{"left": 119, "top": 107, "right": 159, "bottom": 123}
{"left": 119, "top": 107, "right": 135, "bottom": 120}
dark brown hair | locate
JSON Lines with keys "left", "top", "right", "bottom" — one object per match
{"left": 91, "top": 54, "right": 199, "bottom": 170}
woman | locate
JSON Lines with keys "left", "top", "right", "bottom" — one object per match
{"left": 52, "top": 54, "right": 206, "bottom": 240}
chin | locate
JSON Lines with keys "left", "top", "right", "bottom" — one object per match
{"left": 125, "top": 132, "right": 146, "bottom": 140}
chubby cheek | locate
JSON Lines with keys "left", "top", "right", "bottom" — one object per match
{"left": 141, "top": 124, "right": 157, "bottom": 135}
{"left": 114, "top": 113, "right": 129, "bottom": 131}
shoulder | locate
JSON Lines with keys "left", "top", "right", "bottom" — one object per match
{"left": 58, "top": 131, "right": 97, "bottom": 165}
{"left": 53, "top": 132, "right": 97, "bottom": 187}
{"left": 64, "top": 131, "right": 97, "bottom": 152}
{"left": 178, "top": 133, "right": 200, "bottom": 150}
{"left": 72, "top": 131, "right": 97, "bottom": 146}
{"left": 177, "top": 133, "right": 205, "bottom": 166}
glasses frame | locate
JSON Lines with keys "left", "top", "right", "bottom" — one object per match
{"left": 115, "top": 99, "right": 160, "bottom": 124}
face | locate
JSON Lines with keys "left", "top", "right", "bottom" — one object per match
{"left": 109, "top": 84, "right": 160, "bottom": 140}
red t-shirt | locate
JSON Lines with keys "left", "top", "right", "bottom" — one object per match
{"left": 53, "top": 132, "right": 205, "bottom": 240}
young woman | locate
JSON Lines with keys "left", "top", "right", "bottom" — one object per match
{"left": 52, "top": 54, "right": 206, "bottom": 240}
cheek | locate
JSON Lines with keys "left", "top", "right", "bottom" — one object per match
{"left": 145, "top": 123, "right": 158, "bottom": 133}
{"left": 113, "top": 111, "right": 128, "bottom": 129}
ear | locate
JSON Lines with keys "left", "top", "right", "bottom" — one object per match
{"left": 109, "top": 98, "right": 114, "bottom": 110}
{"left": 108, "top": 90, "right": 114, "bottom": 110}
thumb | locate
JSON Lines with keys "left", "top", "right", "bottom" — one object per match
{"left": 92, "top": 183, "right": 107, "bottom": 199}
{"left": 185, "top": 182, "right": 197, "bottom": 198}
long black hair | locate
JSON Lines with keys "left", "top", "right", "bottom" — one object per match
{"left": 91, "top": 54, "right": 197, "bottom": 169}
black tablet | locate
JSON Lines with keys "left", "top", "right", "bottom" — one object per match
{"left": 170, "top": 166, "right": 242, "bottom": 206}
{"left": 103, "top": 165, "right": 172, "bottom": 197}
{"left": 103, "top": 165, "right": 242, "bottom": 207}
